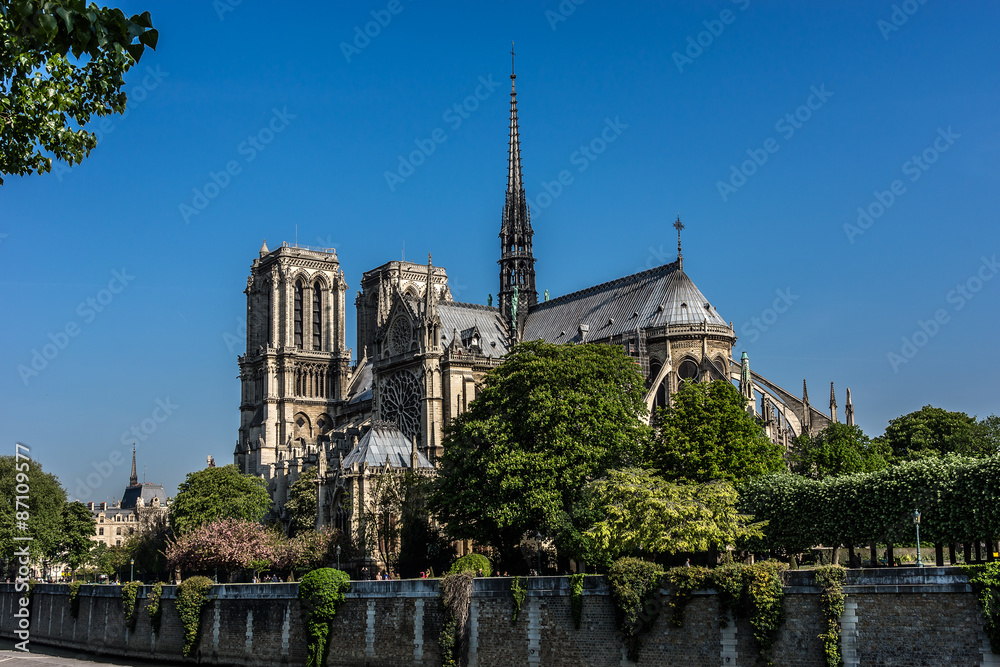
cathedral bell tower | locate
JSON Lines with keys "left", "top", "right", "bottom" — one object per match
{"left": 498, "top": 46, "right": 537, "bottom": 340}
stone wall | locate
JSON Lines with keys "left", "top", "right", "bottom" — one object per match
{"left": 0, "top": 568, "right": 994, "bottom": 666}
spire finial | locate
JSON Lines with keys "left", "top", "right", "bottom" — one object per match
{"left": 511, "top": 41, "right": 516, "bottom": 82}
{"left": 130, "top": 445, "right": 138, "bottom": 487}
{"left": 673, "top": 213, "right": 684, "bottom": 269}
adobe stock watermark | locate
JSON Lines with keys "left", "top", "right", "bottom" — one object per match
{"left": 52, "top": 65, "right": 169, "bottom": 182}
{"left": 12, "top": 443, "right": 32, "bottom": 652}
{"left": 672, "top": 0, "right": 751, "bottom": 73}
{"left": 878, "top": 0, "right": 928, "bottom": 40}
{"left": 179, "top": 107, "right": 296, "bottom": 224}
{"left": 72, "top": 449, "right": 128, "bottom": 500}
{"left": 844, "top": 127, "right": 959, "bottom": 244}
{"left": 526, "top": 116, "right": 628, "bottom": 214}
{"left": 120, "top": 397, "right": 180, "bottom": 446}
{"left": 634, "top": 244, "right": 675, "bottom": 274}
{"left": 213, "top": 0, "right": 243, "bottom": 20}
{"left": 717, "top": 84, "right": 833, "bottom": 202}
{"left": 340, "top": 0, "right": 410, "bottom": 63}
{"left": 887, "top": 254, "right": 997, "bottom": 373}
{"left": 545, "top": 0, "right": 586, "bottom": 31}
{"left": 17, "top": 268, "right": 135, "bottom": 386}
{"left": 384, "top": 74, "right": 502, "bottom": 192}
{"left": 224, "top": 318, "right": 247, "bottom": 355}
{"left": 739, "top": 288, "right": 800, "bottom": 344}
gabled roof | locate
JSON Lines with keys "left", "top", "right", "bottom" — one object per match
{"left": 438, "top": 302, "right": 508, "bottom": 358}
{"left": 341, "top": 423, "right": 433, "bottom": 469}
{"left": 346, "top": 360, "right": 373, "bottom": 404}
{"left": 522, "top": 262, "right": 729, "bottom": 343}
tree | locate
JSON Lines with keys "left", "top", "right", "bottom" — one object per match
{"left": 93, "top": 542, "right": 129, "bottom": 581}
{"left": 361, "top": 466, "right": 407, "bottom": 574}
{"left": 974, "top": 415, "right": 1000, "bottom": 456}
{"left": 878, "top": 405, "right": 993, "bottom": 460}
{"left": 790, "top": 423, "right": 891, "bottom": 479}
{"left": 0, "top": 0, "right": 157, "bottom": 183}
{"left": 430, "top": 341, "right": 651, "bottom": 571}
{"left": 0, "top": 456, "right": 67, "bottom": 569}
{"left": 59, "top": 501, "right": 95, "bottom": 578}
{"left": 649, "top": 380, "right": 785, "bottom": 484}
{"left": 165, "top": 518, "right": 281, "bottom": 579}
{"left": 584, "top": 468, "right": 764, "bottom": 562}
{"left": 169, "top": 465, "right": 272, "bottom": 535}
{"left": 284, "top": 469, "right": 317, "bottom": 537}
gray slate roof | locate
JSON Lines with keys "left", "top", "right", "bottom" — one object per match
{"left": 438, "top": 302, "right": 508, "bottom": 358}
{"left": 341, "top": 424, "right": 434, "bottom": 469}
{"left": 523, "top": 262, "right": 729, "bottom": 343}
{"left": 346, "top": 360, "right": 373, "bottom": 404}
{"left": 120, "top": 483, "right": 168, "bottom": 509}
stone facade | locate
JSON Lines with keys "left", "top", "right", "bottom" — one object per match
{"left": 87, "top": 449, "right": 168, "bottom": 550}
{"left": 2, "top": 569, "right": 993, "bottom": 666}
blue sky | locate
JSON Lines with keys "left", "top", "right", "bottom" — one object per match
{"left": 2, "top": 1, "right": 998, "bottom": 501}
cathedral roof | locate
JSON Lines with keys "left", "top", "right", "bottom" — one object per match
{"left": 522, "top": 262, "right": 729, "bottom": 343}
{"left": 437, "top": 302, "right": 508, "bottom": 358}
{"left": 346, "top": 360, "right": 373, "bottom": 404}
{"left": 120, "top": 483, "right": 168, "bottom": 510}
{"left": 341, "top": 423, "right": 433, "bottom": 469}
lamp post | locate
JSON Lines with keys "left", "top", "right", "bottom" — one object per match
{"left": 913, "top": 509, "right": 923, "bottom": 568}
{"left": 535, "top": 531, "right": 542, "bottom": 576}
{"left": 336, "top": 544, "right": 341, "bottom": 570}
{"left": 130, "top": 558, "right": 135, "bottom": 582}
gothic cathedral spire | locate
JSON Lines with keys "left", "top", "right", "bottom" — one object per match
{"left": 498, "top": 44, "right": 537, "bottom": 336}
{"left": 130, "top": 446, "right": 138, "bottom": 487}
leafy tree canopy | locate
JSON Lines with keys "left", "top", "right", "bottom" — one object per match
{"left": 879, "top": 405, "right": 996, "bottom": 460}
{"left": 59, "top": 500, "right": 95, "bottom": 573}
{"left": 0, "top": 0, "right": 157, "bottom": 183}
{"left": 0, "top": 455, "right": 67, "bottom": 564}
{"left": 790, "top": 423, "right": 891, "bottom": 479}
{"left": 584, "top": 468, "right": 764, "bottom": 561}
{"left": 650, "top": 380, "right": 785, "bottom": 484}
{"left": 429, "top": 341, "right": 651, "bottom": 569}
{"left": 284, "top": 469, "right": 317, "bottom": 538}
{"left": 169, "top": 465, "right": 272, "bottom": 535}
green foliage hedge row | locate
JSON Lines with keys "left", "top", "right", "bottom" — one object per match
{"left": 740, "top": 455, "right": 1000, "bottom": 551}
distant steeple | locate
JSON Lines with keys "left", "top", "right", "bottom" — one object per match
{"left": 673, "top": 214, "right": 684, "bottom": 270}
{"left": 424, "top": 253, "right": 435, "bottom": 311}
{"left": 498, "top": 43, "right": 537, "bottom": 335}
{"left": 845, "top": 387, "right": 855, "bottom": 426}
{"left": 130, "top": 446, "right": 138, "bottom": 487}
{"left": 830, "top": 382, "right": 838, "bottom": 423}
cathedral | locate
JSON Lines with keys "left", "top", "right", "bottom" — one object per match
{"left": 233, "top": 65, "right": 852, "bottom": 554}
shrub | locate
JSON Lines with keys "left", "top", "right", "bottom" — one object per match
{"left": 606, "top": 557, "right": 664, "bottom": 661}
{"left": 298, "top": 568, "right": 351, "bottom": 667}
{"left": 711, "top": 561, "right": 788, "bottom": 666}
{"left": 176, "top": 576, "right": 214, "bottom": 657}
{"left": 448, "top": 553, "right": 492, "bottom": 577}
{"left": 662, "top": 565, "right": 710, "bottom": 627}
{"left": 439, "top": 571, "right": 475, "bottom": 666}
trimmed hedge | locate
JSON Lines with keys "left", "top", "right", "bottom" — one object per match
{"left": 448, "top": 553, "right": 492, "bottom": 577}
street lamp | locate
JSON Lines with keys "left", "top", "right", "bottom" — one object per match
{"left": 913, "top": 509, "right": 923, "bottom": 568}
{"left": 130, "top": 558, "right": 135, "bottom": 582}
{"left": 336, "top": 544, "right": 342, "bottom": 570}
{"left": 535, "top": 531, "right": 542, "bottom": 576}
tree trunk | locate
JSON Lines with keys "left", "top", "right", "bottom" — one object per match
{"left": 964, "top": 542, "right": 972, "bottom": 564}
{"left": 975, "top": 540, "right": 983, "bottom": 563}
{"left": 832, "top": 546, "right": 842, "bottom": 567}
{"left": 987, "top": 540, "right": 995, "bottom": 563}
{"left": 886, "top": 543, "right": 895, "bottom": 567}
{"left": 870, "top": 542, "right": 878, "bottom": 567}
{"left": 949, "top": 543, "right": 957, "bottom": 565}
{"left": 848, "top": 544, "right": 857, "bottom": 568}
{"left": 934, "top": 543, "right": 944, "bottom": 566}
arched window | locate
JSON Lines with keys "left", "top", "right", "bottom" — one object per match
{"left": 678, "top": 358, "right": 699, "bottom": 380}
{"left": 294, "top": 280, "right": 303, "bottom": 347}
{"left": 312, "top": 283, "right": 322, "bottom": 350}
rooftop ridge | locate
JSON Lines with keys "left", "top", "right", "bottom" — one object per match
{"left": 532, "top": 261, "right": 680, "bottom": 311}
{"left": 439, "top": 300, "right": 500, "bottom": 313}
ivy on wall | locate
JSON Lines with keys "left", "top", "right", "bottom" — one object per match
{"left": 298, "top": 568, "right": 350, "bottom": 667}
{"left": 966, "top": 562, "right": 1000, "bottom": 655}
{"left": 510, "top": 577, "right": 527, "bottom": 623}
{"left": 68, "top": 581, "right": 82, "bottom": 619}
{"left": 568, "top": 574, "right": 586, "bottom": 629}
{"left": 439, "top": 571, "right": 474, "bottom": 667}
{"left": 147, "top": 582, "right": 165, "bottom": 634}
{"left": 814, "top": 565, "right": 847, "bottom": 667}
{"left": 121, "top": 581, "right": 141, "bottom": 632}
{"left": 176, "top": 576, "right": 213, "bottom": 658}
